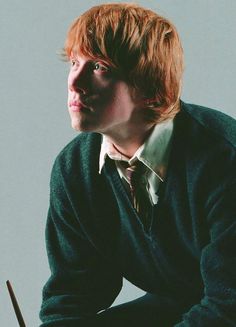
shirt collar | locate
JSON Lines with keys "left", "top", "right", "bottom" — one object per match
{"left": 99, "top": 119, "right": 174, "bottom": 181}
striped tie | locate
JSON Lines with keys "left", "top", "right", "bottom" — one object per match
{"left": 125, "top": 161, "right": 152, "bottom": 229}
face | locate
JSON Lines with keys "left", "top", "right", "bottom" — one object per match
{"left": 67, "top": 53, "right": 144, "bottom": 135}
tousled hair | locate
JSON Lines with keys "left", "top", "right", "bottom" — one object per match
{"left": 64, "top": 3, "right": 184, "bottom": 123}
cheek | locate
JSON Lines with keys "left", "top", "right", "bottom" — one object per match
{"left": 95, "top": 88, "right": 116, "bottom": 107}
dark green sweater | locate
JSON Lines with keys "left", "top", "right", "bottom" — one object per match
{"left": 40, "top": 102, "right": 236, "bottom": 326}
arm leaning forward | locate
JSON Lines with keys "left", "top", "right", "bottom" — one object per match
{"left": 39, "top": 139, "right": 123, "bottom": 326}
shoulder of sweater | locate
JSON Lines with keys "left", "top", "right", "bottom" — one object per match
{"left": 180, "top": 100, "right": 236, "bottom": 149}
{"left": 58, "top": 132, "right": 101, "bottom": 156}
{"left": 52, "top": 132, "right": 102, "bottom": 173}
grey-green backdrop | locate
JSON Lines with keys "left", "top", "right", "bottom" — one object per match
{"left": 1, "top": 0, "right": 235, "bottom": 325}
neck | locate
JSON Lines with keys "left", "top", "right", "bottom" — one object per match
{"left": 103, "top": 124, "right": 155, "bottom": 158}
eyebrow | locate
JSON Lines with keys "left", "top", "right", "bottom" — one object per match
{"left": 6, "top": 280, "right": 26, "bottom": 327}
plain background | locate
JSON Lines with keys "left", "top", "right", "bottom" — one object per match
{"left": 1, "top": 0, "right": 235, "bottom": 325}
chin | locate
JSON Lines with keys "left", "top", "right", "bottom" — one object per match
{"left": 70, "top": 120, "right": 92, "bottom": 133}
{"left": 70, "top": 119, "right": 81, "bottom": 131}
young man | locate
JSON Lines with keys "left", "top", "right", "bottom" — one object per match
{"left": 40, "top": 3, "right": 236, "bottom": 326}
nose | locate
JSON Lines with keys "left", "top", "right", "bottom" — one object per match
{"left": 68, "top": 68, "right": 89, "bottom": 94}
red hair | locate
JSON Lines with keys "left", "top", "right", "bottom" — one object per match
{"left": 64, "top": 3, "right": 184, "bottom": 122}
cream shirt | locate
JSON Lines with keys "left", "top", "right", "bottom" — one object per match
{"left": 99, "top": 119, "right": 174, "bottom": 205}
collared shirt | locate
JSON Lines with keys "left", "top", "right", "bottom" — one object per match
{"left": 99, "top": 119, "right": 174, "bottom": 205}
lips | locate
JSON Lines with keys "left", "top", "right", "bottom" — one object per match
{"left": 69, "top": 101, "right": 84, "bottom": 107}
{"left": 69, "top": 100, "right": 89, "bottom": 112}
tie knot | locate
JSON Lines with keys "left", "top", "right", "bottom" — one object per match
{"left": 119, "top": 159, "right": 152, "bottom": 230}
{"left": 124, "top": 161, "right": 146, "bottom": 188}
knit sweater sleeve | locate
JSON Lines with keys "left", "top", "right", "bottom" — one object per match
{"left": 174, "top": 171, "right": 236, "bottom": 325}
{"left": 39, "top": 146, "right": 122, "bottom": 326}
{"left": 171, "top": 104, "right": 236, "bottom": 326}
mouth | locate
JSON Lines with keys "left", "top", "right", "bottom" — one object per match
{"left": 69, "top": 100, "right": 90, "bottom": 112}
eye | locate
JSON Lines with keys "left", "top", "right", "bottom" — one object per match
{"left": 69, "top": 58, "right": 79, "bottom": 69}
{"left": 70, "top": 59, "right": 76, "bottom": 67}
{"left": 93, "top": 62, "right": 109, "bottom": 73}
